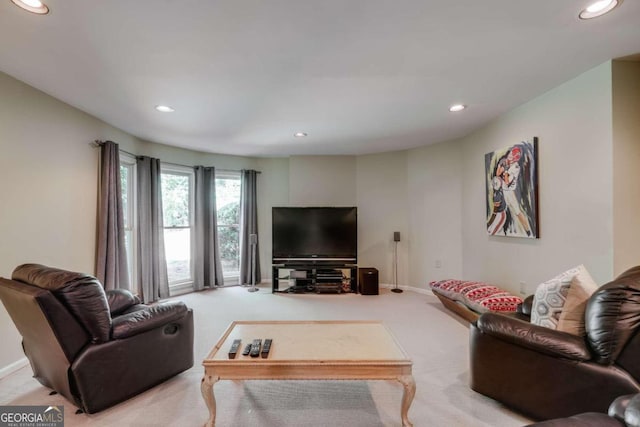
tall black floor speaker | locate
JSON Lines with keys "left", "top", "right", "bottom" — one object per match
{"left": 358, "top": 268, "right": 379, "bottom": 295}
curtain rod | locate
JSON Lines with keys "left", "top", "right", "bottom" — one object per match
{"left": 92, "top": 140, "right": 261, "bottom": 174}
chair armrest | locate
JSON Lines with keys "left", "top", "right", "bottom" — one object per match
{"left": 105, "top": 289, "right": 141, "bottom": 315}
{"left": 111, "top": 301, "right": 188, "bottom": 339}
{"left": 476, "top": 312, "right": 592, "bottom": 361}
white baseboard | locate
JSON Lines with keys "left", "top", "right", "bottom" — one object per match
{"left": 0, "top": 357, "right": 28, "bottom": 379}
{"left": 169, "top": 281, "right": 198, "bottom": 297}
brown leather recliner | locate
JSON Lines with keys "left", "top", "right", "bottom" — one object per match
{"left": 470, "top": 266, "right": 640, "bottom": 421}
{"left": 0, "top": 264, "right": 194, "bottom": 413}
{"left": 526, "top": 393, "right": 640, "bottom": 426}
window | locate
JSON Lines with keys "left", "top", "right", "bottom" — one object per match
{"left": 120, "top": 153, "right": 137, "bottom": 293}
{"left": 120, "top": 159, "right": 239, "bottom": 291}
{"left": 161, "top": 165, "right": 194, "bottom": 288}
{"left": 215, "top": 171, "right": 241, "bottom": 283}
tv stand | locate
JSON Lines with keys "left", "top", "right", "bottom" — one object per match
{"left": 272, "top": 262, "right": 358, "bottom": 294}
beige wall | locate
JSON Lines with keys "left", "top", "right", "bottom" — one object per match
{"left": 403, "top": 61, "right": 617, "bottom": 294}
{"left": 406, "top": 141, "right": 464, "bottom": 288}
{"left": 613, "top": 60, "right": 640, "bottom": 275}
{"left": 284, "top": 153, "right": 410, "bottom": 286}
{"left": 0, "top": 72, "right": 145, "bottom": 369}
{"left": 120, "top": 139, "right": 259, "bottom": 171}
{"left": 288, "top": 156, "right": 356, "bottom": 206}
{"left": 459, "top": 62, "right": 614, "bottom": 294}
{"left": 256, "top": 157, "right": 290, "bottom": 279}
{"left": 356, "top": 152, "right": 409, "bottom": 285}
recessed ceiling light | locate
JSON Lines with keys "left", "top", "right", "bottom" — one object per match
{"left": 155, "top": 105, "right": 175, "bottom": 113}
{"left": 11, "top": 0, "right": 49, "bottom": 14}
{"left": 449, "top": 104, "right": 466, "bottom": 112}
{"left": 294, "top": 132, "right": 308, "bottom": 137}
{"left": 579, "top": 0, "right": 622, "bottom": 19}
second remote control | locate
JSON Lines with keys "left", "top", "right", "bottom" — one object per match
{"left": 250, "top": 339, "right": 262, "bottom": 357}
{"left": 242, "top": 343, "right": 252, "bottom": 356}
{"left": 228, "top": 339, "right": 241, "bottom": 359}
{"left": 261, "top": 339, "right": 272, "bottom": 358}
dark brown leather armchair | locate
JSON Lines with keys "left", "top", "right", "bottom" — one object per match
{"left": 0, "top": 264, "right": 194, "bottom": 413}
{"left": 470, "top": 266, "right": 640, "bottom": 421}
{"left": 526, "top": 393, "right": 640, "bottom": 426}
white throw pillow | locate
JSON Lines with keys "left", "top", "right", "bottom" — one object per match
{"left": 531, "top": 265, "right": 598, "bottom": 335}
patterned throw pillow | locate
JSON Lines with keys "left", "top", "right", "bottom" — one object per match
{"left": 531, "top": 274, "right": 574, "bottom": 330}
{"left": 429, "top": 279, "right": 466, "bottom": 301}
{"left": 531, "top": 265, "right": 598, "bottom": 334}
{"left": 466, "top": 293, "right": 523, "bottom": 313}
{"left": 429, "top": 279, "right": 522, "bottom": 313}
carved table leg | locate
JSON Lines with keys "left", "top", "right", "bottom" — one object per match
{"left": 397, "top": 375, "right": 416, "bottom": 427}
{"left": 201, "top": 374, "right": 219, "bottom": 427}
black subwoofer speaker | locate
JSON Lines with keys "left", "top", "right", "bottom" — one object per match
{"left": 358, "top": 268, "right": 379, "bottom": 295}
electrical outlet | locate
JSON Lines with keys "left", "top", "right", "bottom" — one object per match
{"left": 435, "top": 260, "right": 442, "bottom": 268}
{"left": 519, "top": 281, "right": 527, "bottom": 295}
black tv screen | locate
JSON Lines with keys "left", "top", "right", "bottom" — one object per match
{"left": 272, "top": 207, "right": 357, "bottom": 261}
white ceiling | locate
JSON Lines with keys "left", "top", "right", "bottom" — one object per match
{"left": 1, "top": 1, "right": 639, "bottom": 157}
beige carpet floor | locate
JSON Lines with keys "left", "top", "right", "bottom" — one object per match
{"left": 0, "top": 285, "right": 532, "bottom": 426}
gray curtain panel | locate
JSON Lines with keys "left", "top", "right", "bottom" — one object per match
{"left": 136, "top": 156, "right": 169, "bottom": 303}
{"left": 96, "top": 140, "right": 130, "bottom": 291}
{"left": 239, "top": 169, "right": 260, "bottom": 285}
{"left": 193, "top": 166, "right": 224, "bottom": 290}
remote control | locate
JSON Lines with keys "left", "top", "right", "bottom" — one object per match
{"left": 228, "top": 339, "right": 241, "bottom": 359}
{"left": 242, "top": 343, "right": 252, "bottom": 356}
{"left": 250, "top": 339, "right": 262, "bottom": 357}
{"left": 261, "top": 339, "right": 272, "bottom": 358}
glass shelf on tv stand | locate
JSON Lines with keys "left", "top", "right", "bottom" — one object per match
{"left": 271, "top": 263, "right": 358, "bottom": 294}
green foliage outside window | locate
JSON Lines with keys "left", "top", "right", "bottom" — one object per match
{"left": 217, "top": 201, "right": 240, "bottom": 269}
{"left": 162, "top": 173, "right": 190, "bottom": 227}
{"left": 120, "top": 165, "right": 128, "bottom": 227}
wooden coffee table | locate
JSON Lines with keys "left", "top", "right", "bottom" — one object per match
{"left": 201, "top": 320, "right": 416, "bottom": 427}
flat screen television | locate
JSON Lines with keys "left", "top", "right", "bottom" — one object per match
{"left": 272, "top": 207, "right": 357, "bottom": 262}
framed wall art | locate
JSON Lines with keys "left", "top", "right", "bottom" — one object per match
{"left": 485, "top": 137, "right": 538, "bottom": 238}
